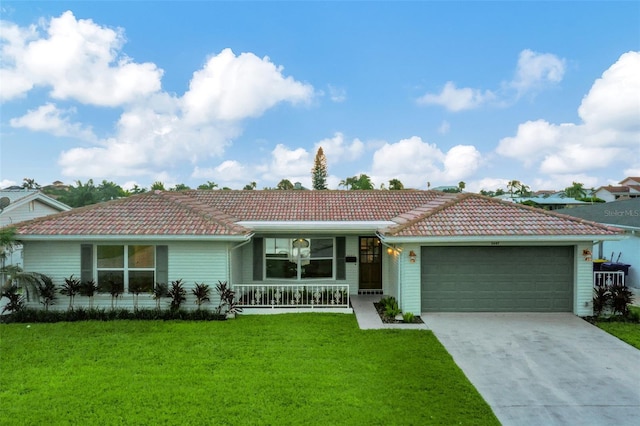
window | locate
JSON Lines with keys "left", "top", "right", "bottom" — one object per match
{"left": 97, "top": 245, "right": 155, "bottom": 293}
{"left": 265, "top": 238, "right": 333, "bottom": 280}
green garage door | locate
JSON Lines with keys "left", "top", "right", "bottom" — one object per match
{"left": 421, "top": 246, "right": 574, "bottom": 312}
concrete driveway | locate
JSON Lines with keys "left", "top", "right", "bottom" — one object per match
{"left": 424, "top": 313, "right": 640, "bottom": 426}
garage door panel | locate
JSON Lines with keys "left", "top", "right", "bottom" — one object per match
{"left": 421, "top": 246, "right": 573, "bottom": 312}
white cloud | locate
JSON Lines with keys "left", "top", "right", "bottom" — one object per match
{"left": 0, "top": 179, "right": 18, "bottom": 189}
{"left": 497, "top": 51, "right": 640, "bottom": 176}
{"left": 181, "top": 48, "right": 314, "bottom": 123}
{"left": 417, "top": 49, "right": 565, "bottom": 111}
{"left": 1, "top": 11, "right": 162, "bottom": 105}
{"left": 327, "top": 84, "right": 346, "bottom": 102}
{"left": 510, "top": 49, "right": 566, "bottom": 94}
{"left": 10, "top": 103, "right": 96, "bottom": 140}
{"left": 532, "top": 174, "right": 600, "bottom": 192}
{"left": 466, "top": 177, "right": 511, "bottom": 193}
{"left": 417, "top": 82, "right": 495, "bottom": 112}
{"left": 370, "top": 136, "right": 482, "bottom": 188}
{"left": 314, "top": 132, "right": 364, "bottom": 163}
{"left": 578, "top": 51, "right": 640, "bottom": 131}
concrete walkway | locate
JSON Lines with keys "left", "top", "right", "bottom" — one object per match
{"left": 350, "top": 294, "right": 428, "bottom": 330}
{"left": 424, "top": 313, "right": 640, "bottom": 426}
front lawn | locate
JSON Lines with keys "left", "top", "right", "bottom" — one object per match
{"left": 0, "top": 314, "right": 498, "bottom": 425}
{"left": 595, "top": 306, "right": 640, "bottom": 350}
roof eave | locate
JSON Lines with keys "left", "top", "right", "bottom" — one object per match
{"left": 378, "top": 234, "right": 625, "bottom": 244}
{"left": 237, "top": 221, "right": 395, "bottom": 233}
{"left": 17, "top": 233, "right": 253, "bottom": 242}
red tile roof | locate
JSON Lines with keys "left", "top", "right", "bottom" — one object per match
{"left": 10, "top": 190, "right": 620, "bottom": 238}
{"left": 383, "top": 193, "right": 621, "bottom": 237}
{"left": 12, "top": 191, "right": 249, "bottom": 236}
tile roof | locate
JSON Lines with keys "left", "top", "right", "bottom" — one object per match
{"left": 189, "top": 190, "right": 442, "bottom": 221}
{"left": 382, "top": 193, "right": 621, "bottom": 237}
{"left": 12, "top": 191, "right": 249, "bottom": 236}
{"left": 9, "top": 190, "right": 620, "bottom": 238}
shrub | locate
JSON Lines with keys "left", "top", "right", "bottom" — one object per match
{"left": 1, "top": 283, "right": 25, "bottom": 314}
{"left": 402, "top": 312, "right": 415, "bottom": 323}
{"left": 153, "top": 282, "right": 168, "bottom": 309}
{"left": 215, "top": 280, "right": 242, "bottom": 317}
{"left": 593, "top": 282, "right": 611, "bottom": 317}
{"left": 79, "top": 279, "right": 99, "bottom": 309}
{"left": 192, "top": 282, "right": 211, "bottom": 309}
{"left": 168, "top": 279, "right": 186, "bottom": 311}
{"left": 60, "top": 275, "right": 82, "bottom": 310}
{"left": 36, "top": 276, "right": 57, "bottom": 311}
{"left": 609, "top": 283, "right": 633, "bottom": 317}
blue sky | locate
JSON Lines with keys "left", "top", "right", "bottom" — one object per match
{"left": 1, "top": 1, "right": 638, "bottom": 192}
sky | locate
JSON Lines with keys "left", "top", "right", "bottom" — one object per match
{"left": 0, "top": 1, "right": 639, "bottom": 192}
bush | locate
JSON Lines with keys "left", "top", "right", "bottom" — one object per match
{"left": 402, "top": 312, "right": 415, "bottom": 323}
{"left": 168, "top": 279, "right": 186, "bottom": 311}
{"left": 593, "top": 282, "right": 634, "bottom": 318}
{"left": 1, "top": 283, "right": 25, "bottom": 314}
{"left": 0, "top": 307, "right": 227, "bottom": 324}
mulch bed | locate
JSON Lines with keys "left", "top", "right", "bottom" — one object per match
{"left": 374, "top": 302, "right": 424, "bottom": 324}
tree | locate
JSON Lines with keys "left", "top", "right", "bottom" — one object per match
{"left": 128, "top": 184, "right": 147, "bottom": 195}
{"left": 58, "top": 180, "right": 99, "bottom": 207}
{"left": 97, "top": 180, "right": 126, "bottom": 202}
{"left": 388, "top": 179, "right": 404, "bottom": 190}
{"left": 340, "top": 174, "right": 374, "bottom": 190}
{"left": 458, "top": 181, "right": 466, "bottom": 192}
{"left": 311, "top": 147, "right": 328, "bottom": 190}
{"left": 170, "top": 183, "right": 191, "bottom": 191}
{"left": 22, "top": 178, "right": 40, "bottom": 189}
{"left": 197, "top": 181, "right": 218, "bottom": 190}
{"left": 564, "top": 182, "right": 587, "bottom": 199}
{"left": 507, "top": 180, "right": 531, "bottom": 197}
{"left": 243, "top": 181, "right": 257, "bottom": 190}
{"left": 276, "top": 179, "right": 294, "bottom": 190}
{"left": 507, "top": 180, "right": 521, "bottom": 197}
{"left": 150, "top": 181, "right": 166, "bottom": 191}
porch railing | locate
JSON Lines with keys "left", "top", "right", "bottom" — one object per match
{"left": 594, "top": 271, "right": 625, "bottom": 288}
{"left": 233, "top": 284, "right": 350, "bottom": 308}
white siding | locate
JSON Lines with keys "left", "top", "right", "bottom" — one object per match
{"left": 2, "top": 200, "right": 67, "bottom": 270}
{"left": 399, "top": 244, "right": 421, "bottom": 315}
{"left": 575, "top": 242, "right": 594, "bottom": 316}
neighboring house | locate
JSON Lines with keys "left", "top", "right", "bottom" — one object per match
{"left": 0, "top": 189, "right": 71, "bottom": 270}
{"left": 595, "top": 177, "right": 640, "bottom": 202}
{"left": 496, "top": 195, "right": 587, "bottom": 210}
{"left": 10, "top": 190, "right": 622, "bottom": 316}
{"left": 557, "top": 199, "right": 640, "bottom": 289}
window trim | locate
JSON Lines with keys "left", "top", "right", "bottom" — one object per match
{"left": 263, "top": 237, "right": 335, "bottom": 281}
{"left": 95, "top": 244, "right": 156, "bottom": 293}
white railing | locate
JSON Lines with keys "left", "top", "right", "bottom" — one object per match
{"left": 594, "top": 271, "right": 625, "bottom": 288}
{"left": 233, "top": 284, "right": 350, "bottom": 308}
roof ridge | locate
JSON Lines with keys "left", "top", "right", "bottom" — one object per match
{"left": 157, "top": 191, "right": 248, "bottom": 234}
{"left": 386, "top": 192, "right": 464, "bottom": 233}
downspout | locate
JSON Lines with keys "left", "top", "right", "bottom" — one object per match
{"left": 228, "top": 233, "right": 254, "bottom": 287}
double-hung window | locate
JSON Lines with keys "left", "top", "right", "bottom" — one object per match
{"left": 265, "top": 238, "right": 333, "bottom": 280}
{"left": 96, "top": 245, "right": 155, "bottom": 293}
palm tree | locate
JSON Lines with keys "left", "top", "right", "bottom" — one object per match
{"left": 458, "top": 181, "right": 466, "bottom": 192}
{"left": 564, "top": 182, "right": 586, "bottom": 199}
{"left": 388, "top": 179, "right": 404, "bottom": 190}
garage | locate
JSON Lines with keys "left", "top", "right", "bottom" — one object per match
{"left": 421, "top": 246, "right": 574, "bottom": 312}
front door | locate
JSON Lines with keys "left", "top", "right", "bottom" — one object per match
{"left": 359, "top": 237, "right": 382, "bottom": 291}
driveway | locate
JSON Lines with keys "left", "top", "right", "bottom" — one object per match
{"left": 424, "top": 313, "right": 640, "bottom": 426}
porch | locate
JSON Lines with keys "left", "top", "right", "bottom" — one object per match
{"left": 233, "top": 283, "right": 352, "bottom": 314}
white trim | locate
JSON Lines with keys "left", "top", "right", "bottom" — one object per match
{"left": 379, "top": 234, "right": 625, "bottom": 244}
{"left": 2, "top": 191, "right": 71, "bottom": 213}
{"left": 238, "top": 221, "right": 394, "bottom": 232}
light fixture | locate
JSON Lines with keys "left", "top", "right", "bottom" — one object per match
{"left": 409, "top": 250, "right": 417, "bottom": 263}
{"left": 387, "top": 247, "right": 394, "bottom": 255}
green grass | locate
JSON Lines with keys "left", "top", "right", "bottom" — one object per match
{"left": 0, "top": 314, "right": 498, "bottom": 425}
{"left": 596, "top": 306, "right": 640, "bottom": 350}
